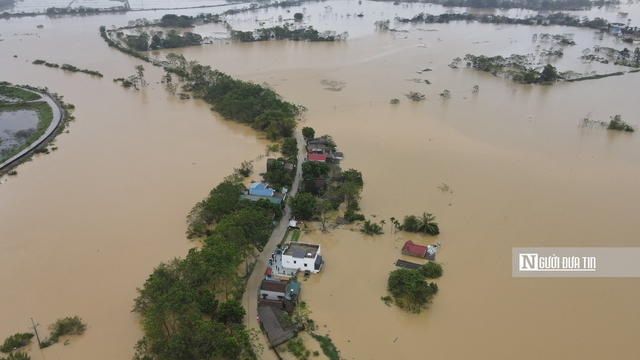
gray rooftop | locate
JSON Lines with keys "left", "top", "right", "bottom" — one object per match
{"left": 283, "top": 242, "right": 320, "bottom": 258}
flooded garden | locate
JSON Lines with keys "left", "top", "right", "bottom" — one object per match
{"left": 1, "top": 0, "right": 640, "bottom": 359}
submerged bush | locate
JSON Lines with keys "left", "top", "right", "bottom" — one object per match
{"left": 608, "top": 115, "right": 634, "bottom": 132}
{"left": 48, "top": 316, "right": 87, "bottom": 341}
{"left": 0, "top": 333, "right": 33, "bottom": 353}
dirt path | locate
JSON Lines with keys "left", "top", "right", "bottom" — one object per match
{"left": 242, "top": 129, "right": 305, "bottom": 359}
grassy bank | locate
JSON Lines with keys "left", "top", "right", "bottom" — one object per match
{"left": 0, "top": 101, "right": 53, "bottom": 164}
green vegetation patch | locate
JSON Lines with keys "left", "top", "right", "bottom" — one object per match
{"left": 0, "top": 351, "right": 31, "bottom": 360}
{"left": 1, "top": 333, "right": 34, "bottom": 353}
{"left": 310, "top": 334, "right": 340, "bottom": 360}
{"left": 0, "top": 85, "right": 41, "bottom": 102}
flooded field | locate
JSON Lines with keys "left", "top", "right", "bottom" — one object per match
{"left": 0, "top": 109, "right": 39, "bottom": 154}
{"left": 1, "top": 1, "right": 640, "bottom": 359}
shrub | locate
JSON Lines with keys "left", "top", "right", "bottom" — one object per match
{"left": 279, "top": 313, "right": 293, "bottom": 327}
{"left": 420, "top": 261, "right": 443, "bottom": 279}
{"left": 390, "top": 98, "right": 400, "bottom": 104}
{"left": 360, "top": 220, "right": 383, "bottom": 235}
{"left": 1, "top": 333, "right": 34, "bottom": 353}
{"left": 48, "top": 316, "right": 87, "bottom": 341}
{"left": 608, "top": 115, "right": 634, "bottom": 132}
{"left": 1, "top": 351, "right": 30, "bottom": 360}
{"left": 405, "top": 92, "right": 425, "bottom": 101}
{"left": 344, "top": 208, "right": 365, "bottom": 222}
{"left": 294, "top": 12, "right": 303, "bottom": 20}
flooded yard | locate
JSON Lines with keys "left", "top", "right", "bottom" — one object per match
{"left": 1, "top": 1, "right": 639, "bottom": 359}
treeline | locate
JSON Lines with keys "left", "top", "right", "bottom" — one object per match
{"left": 231, "top": 25, "right": 348, "bottom": 42}
{"left": 374, "top": 0, "right": 609, "bottom": 11}
{"left": 581, "top": 46, "right": 640, "bottom": 67}
{"left": 122, "top": 30, "right": 203, "bottom": 51}
{"left": 463, "top": 54, "right": 565, "bottom": 84}
{"left": 392, "top": 11, "right": 640, "bottom": 37}
{"left": 32, "top": 60, "right": 103, "bottom": 77}
{"left": 134, "top": 175, "right": 277, "bottom": 359}
{"left": 45, "top": 5, "right": 127, "bottom": 14}
{"left": 99, "top": 27, "right": 305, "bottom": 140}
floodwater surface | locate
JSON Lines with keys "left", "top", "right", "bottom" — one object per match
{"left": 1, "top": 1, "right": 639, "bottom": 359}
{"left": 0, "top": 110, "right": 39, "bottom": 151}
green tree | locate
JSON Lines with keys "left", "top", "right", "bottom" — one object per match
{"left": 216, "top": 299, "right": 246, "bottom": 324}
{"left": 301, "top": 126, "right": 315, "bottom": 139}
{"left": 360, "top": 219, "right": 383, "bottom": 236}
{"left": 420, "top": 261, "right": 443, "bottom": 279}
{"left": 280, "top": 137, "right": 298, "bottom": 159}
{"left": 416, "top": 212, "right": 440, "bottom": 235}
{"left": 387, "top": 269, "right": 436, "bottom": 313}
{"left": 261, "top": 160, "right": 293, "bottom": 192}
{"left": 289, "top": 192, "right": 317, "bottom": 219}
{"left": 539, "top": 64, "right": 559, "bottom": 82}
{"left": 1, "top": 351, "right": 30, "bottom": 360}
{"left": 1, "top": 333, "right": 33, "bottom": 353}
{"left": 294, "top": 12, "right": 303, "bottom": 20}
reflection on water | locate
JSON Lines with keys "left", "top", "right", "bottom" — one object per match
{"left": 0, "top": 1, "right": 639, "bottom": 359}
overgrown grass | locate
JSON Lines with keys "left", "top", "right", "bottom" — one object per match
{"left": 310, "top": 334, "right": 340, "bottom": 360}
{"left": 0, "top": 85, "right": 41, "bottom": 102}
{"left": 290, "top": 229, "right": 301, "bottom": 242}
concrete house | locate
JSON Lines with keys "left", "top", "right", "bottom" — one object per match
{"left": 281, "top": 242, "right": 324, "bottom": 273}
{"left": 259, "top": 279, "right": 301, "bottom": 301}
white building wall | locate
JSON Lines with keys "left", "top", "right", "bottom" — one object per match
{"left": 281, "top": 254, "right": 320, "bottom": 273}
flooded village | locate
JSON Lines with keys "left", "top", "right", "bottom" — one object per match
{"left": 2, "top": 0, "right": 640, "bottom": 359}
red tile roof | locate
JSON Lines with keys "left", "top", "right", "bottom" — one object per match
{"left": 402, "top": 240, "right": 427, "bottom": 257}
{"left": 307, "top": 154, "right": 327, "bottom": 162}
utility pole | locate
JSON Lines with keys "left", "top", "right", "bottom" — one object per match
{"left": 30, "top": 318, "right": 42, "bottom": 349}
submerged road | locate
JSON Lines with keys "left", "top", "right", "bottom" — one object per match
{"left": 0, "top": 89, "right": 63, "bottom": 171}
{"left": 242, "top": 130, "right": 306, "bottom": 359}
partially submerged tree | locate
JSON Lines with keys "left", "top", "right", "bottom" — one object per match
{"left": 387, "top": 268, "right": 438, "bottom": 313}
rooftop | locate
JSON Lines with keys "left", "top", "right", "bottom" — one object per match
{"left": 283, "top": 242, "right": 320, "bottom": 258}
{"left": 260, "top": 279, "right": 288, "bottom": 293}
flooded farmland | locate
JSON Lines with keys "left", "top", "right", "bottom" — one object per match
{"left": 1, "top": 1, "right": 640, "bottom": 359}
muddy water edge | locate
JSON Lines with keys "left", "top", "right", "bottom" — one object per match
{"left": 1, "top": 2, "right": 640, "bottom": 360}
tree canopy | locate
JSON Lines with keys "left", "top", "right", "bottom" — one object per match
{"left": 387, "top": 268, "right": 438, "bottom": 313}
{"left": 289, "top": 192, "right": 317, "bottom": 219}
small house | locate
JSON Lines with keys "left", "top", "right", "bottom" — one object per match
{"left": 401, "top": 240, "right": 437, "bottom": 261}
{"left": 249, "top": 182, "right": 275, "bottom": 197}
{"left": 307, "top": 153, "right": 327, "bottom": 163}
{"left": 281, "top": 242, "right": 324, "bottom": 273}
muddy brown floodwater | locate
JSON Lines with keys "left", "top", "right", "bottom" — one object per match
{"left": 1, "top": 1, "right": 640, "bottom": 359}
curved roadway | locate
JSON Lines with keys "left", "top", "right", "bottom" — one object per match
{"left": 0, "top": 89, "right": 63, "bottom": 171}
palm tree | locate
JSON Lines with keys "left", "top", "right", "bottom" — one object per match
{"left": 380, "top": 219, "right": 386, "bottom": 232}
{"left": 390, "top": 217, "right": 397, "bottom": 233}
{"left": 417, "top": 212, "right": 439, "bottom": 235}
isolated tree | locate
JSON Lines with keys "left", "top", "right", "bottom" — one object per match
{"left": 301, "top": 126, "right": 315, "bottom": 139}
{"left": 294, "top": 12, "right": 303, "bottom": 20}
{"left": 472, "top": 85, "right": 480, "bottom": 93}
{"left": 539, "top": 64, "right": 559, "bottom": 82}
{"left": 416, "top": 212, "right": 440, "bottom": 235}
{"left": 135, "top": 65, "right": 146, "bottom": 87}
